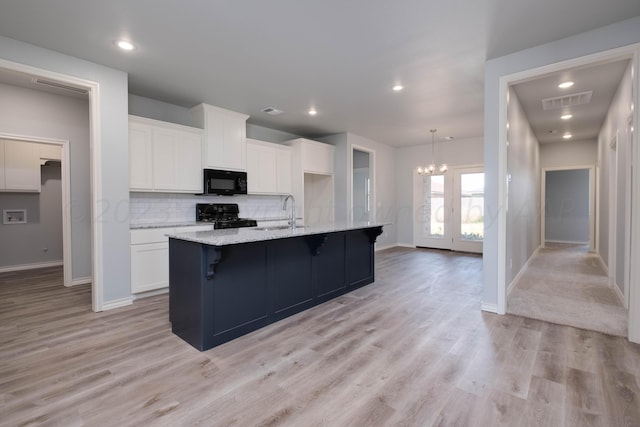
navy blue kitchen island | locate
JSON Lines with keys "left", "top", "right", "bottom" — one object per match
{"left": 167, "top": 222, "right": 386, "bottom": 351}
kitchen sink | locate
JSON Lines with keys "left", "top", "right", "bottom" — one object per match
{"left": 253, "top": 225, "right": 304, "bottom": 231}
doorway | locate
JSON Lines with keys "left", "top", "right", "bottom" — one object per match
{"left": 0, "top": 136, "right": 72, "bottom": 286}
{"left": 413, "top": 165, "right": 484, "bottom": 253}
{"left": 351, "top": 145, "right": 375, "bottom": 222}
{"left": 541, "top": 167, "right": 594, "bottom": 250}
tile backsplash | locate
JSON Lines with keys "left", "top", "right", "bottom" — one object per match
{"left": 130, "top": 192, "right": 288, "bottom": 225}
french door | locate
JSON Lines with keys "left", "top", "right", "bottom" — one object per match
{"left": 414, "top": 166, "right": 484, "bottom": 253}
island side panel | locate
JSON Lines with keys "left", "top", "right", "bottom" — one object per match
{"left": 345, "top": 229, "right": 376, "bottom": 289}
{"left": 208, "top": 241, "right": 270, "bottom": 348}
{"left": 269, "top": 237, "right": 314, "bottom": 319}
{"left": 313, "top": 231, "right": 347, "bottom": 302}
{"left": 169, "top": 238, "right": 208, "bottom": 350}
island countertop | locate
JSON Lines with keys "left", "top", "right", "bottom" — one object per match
{"left": 166, "top": 221, "right": 390, "bottom": 246}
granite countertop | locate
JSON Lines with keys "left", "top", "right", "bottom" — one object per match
{"left": 165, "top": 221, "right": 390, "bottom": 246}
{"left": 130, "top": 217, "right": 304, "bottom": 230}
{"left": 130, "top": 221, "right": 204, "bottom": 230}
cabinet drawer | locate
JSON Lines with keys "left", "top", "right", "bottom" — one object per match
{"left": 130, "top": 227, "right": 175, "bottom": 245}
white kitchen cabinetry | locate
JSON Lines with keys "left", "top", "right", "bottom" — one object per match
{"left": 38, "top": 143, "right": 62, "bottom": 162}
{"left": 285, "top": 138, "right": 334, "bottom": 175}
{"left": 0, "top": 139, "right": 41, "bottom": 192}
{"left": 191, "top": 103, "right": 249, "bottom": 171}
{"left": 129, "top": 115, "right": 203, "bottom": 193}
{"left": 285, "top": 138, "right": 335, "bottom": 225}
{"left": 246, "top": 139, "right": 292, "bottom": 194}
{"left": 131, "top": 225, "right": 212, "bottom": 294}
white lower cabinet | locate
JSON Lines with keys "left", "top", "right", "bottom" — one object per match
{"left": 131, "top": 225, "right": 213, "bottom": 294}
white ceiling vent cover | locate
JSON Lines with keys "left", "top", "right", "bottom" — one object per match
{"left": 541, "top": 91, "right": 592, "bottom": 110}
{"left": 262, "top": 107, "right": 284, "bottom": 116}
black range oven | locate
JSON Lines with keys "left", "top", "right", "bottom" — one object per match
{"left": 196, "top": 203, "right": 257, "bottom": 229}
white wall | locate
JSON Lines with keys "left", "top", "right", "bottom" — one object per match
{"left": 0, "top": 35, "right": 131, "bottom": 307}
{"left": 395, "top": 136, "right": 483, "bottom": 245}
{"left": 598, "top": 61, "right": 633, "bottom": 293}
{"left": 540, "top": 140, "right": 597, "bottom": 168}
{"left": 318, "top": 132, "right": 397, "bottom": 248}
{"left": 483, "top": 15, "right": 640, "bottom": 313}
{"left": 506, "top": 88, "right": 540, "bottom": 285}
{"left": 0, "top": 83, "right": 91, "bottom": 278}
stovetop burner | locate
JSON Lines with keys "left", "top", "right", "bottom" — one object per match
{"left": 196, "top": 203, "right": 257, "bottom": 229}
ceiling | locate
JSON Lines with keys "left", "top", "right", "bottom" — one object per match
{"left": 0, "top": 0, "right": 639, "bottom": 147}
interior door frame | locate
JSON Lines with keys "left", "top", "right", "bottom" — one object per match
{"left": 0, "top": 58, "right": 103, "bottom": 312}
{"left": 540, "top": 165, "right": 595, "bottom": 252}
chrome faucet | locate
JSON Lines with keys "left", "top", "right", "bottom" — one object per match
{"left": 283, "top": 194, "right": 296, "bottom": 229}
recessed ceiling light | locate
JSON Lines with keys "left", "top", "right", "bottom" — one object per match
{"left": 308, "top": 108, "right": 317, "bottom": 116}
{"left": 115, "top": 40, "right": 136, "bottom": 51}
{"left": 558, "top": 81, "right": 574, "bottom": 89}
{"left": 393, "top": 85, "right": 404, "bottom": 91}
{"left": 561, "top": 114, "right": 573, "bottom": 120}
{"left": 563, "top": 133, "right": 573, "bottom": 139}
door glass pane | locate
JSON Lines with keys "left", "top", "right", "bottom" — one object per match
{"left": 422, "top": 175, "right": 444, "bottom": 238}
{"left": 460, "top": 173, "right": 484, "bottom": 241}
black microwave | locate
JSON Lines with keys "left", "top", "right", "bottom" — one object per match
{"left": 201, "top": 169, "right": 247, "bottom": 195}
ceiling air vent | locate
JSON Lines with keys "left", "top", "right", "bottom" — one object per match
{"left": 541, "top": 91, "right": 592, "bottom": 110}
{"left": 33, "top": 78, "right": 88, "bottom": 94}
{"left": 262, "top": 107, "right": 284, "bottom": 116}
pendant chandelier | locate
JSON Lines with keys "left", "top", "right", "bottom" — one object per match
{"left": 417, "top": 129, "right": 448, "bottom": 175}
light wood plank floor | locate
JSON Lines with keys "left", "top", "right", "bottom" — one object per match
{"left": 2, "top": 247, "right": 640, "bottom": 426}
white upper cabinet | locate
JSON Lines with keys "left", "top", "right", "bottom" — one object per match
{"left": 246, "top": 139, "right": 292, "bottom": 195}
{"left": 287, "top": 138, "right": 334, "bottom": 175}
{"left": 129, "top": 115, "right": 203, "bottom": 193}
{"left": 38, "top": 143, "right": 62, "bottom": 162}
{"left": 0, "top": 139, "right": 41, "bottom": 192}
{"left": 129, "top": 119, "right": 154, "bottom": 190}
{"left": 191, "top": 103, "right": 249, "bottom": 172}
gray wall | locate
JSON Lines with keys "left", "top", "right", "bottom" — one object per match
{"left": 1, "top": 35, "right": 131, "bottom": 306}
{"left": 598, "top": 61, "right": 633, "bottom": 293}
{"left": 545, "top": 169, "right": 590, "bottom": 244}
{"left": 0, "top": 83, "right": 91, "bottom": 279}
{"left": 395, "top": 136, "right": 484, "bottom": 245}
{"left": 540, "top": 140, "right": 597, "bottom": 169}
{"left": 0, "top": 163, "right": 63, "bottom": 267}
{"left": 506, "top": 88, "right": 540, "bottom": 286}
{"left": 483, "top": 15, "right": 640, "bottom": 311}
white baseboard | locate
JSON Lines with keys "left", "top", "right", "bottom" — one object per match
{"left": 396, "top": 243, "right": 416, "bottom": 249}
{"left": 597, "top": 254, "right": 609, "bottom": 274}
{"left": 507, "top": 246, "right": 541, "bottom": 295}
{"left": 545, "top": 240, "right": 589, "bottom": 245}
{"left": 611, "top": 281, "right": 625, "bottom": 306}
{"left": 101, "top": 296, "right": 134, "bottom": 311}
{"left": 68, "top": 276, "right": 91, "bottom": 287}
{"left": 0, "top": 260, "right": 63, "bottom": 273}
{"left": 133, "top": 287, "right": 168, "bottom": 300}
{"left": 481, "top": 303, "right": 498, "bottom": 313}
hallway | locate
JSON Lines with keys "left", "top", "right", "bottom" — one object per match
{"left": 507, "top": 243, "right": 628, "bottom": 337}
